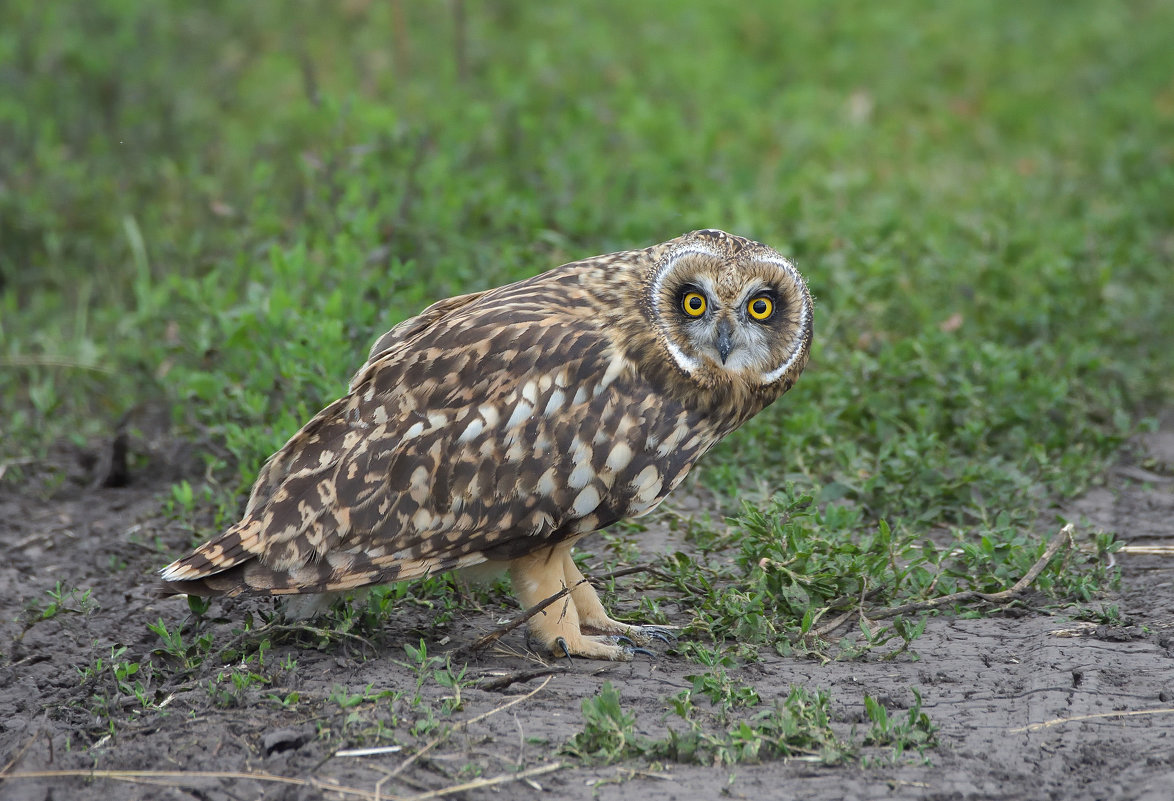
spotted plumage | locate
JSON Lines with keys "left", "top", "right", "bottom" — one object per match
{"left": 160, "top": 229, "right": 813, "bottom": 660}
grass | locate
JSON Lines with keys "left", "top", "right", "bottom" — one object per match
{"left": 3, "top": 0, "right": 1172, "bottom": 773}
{"left": 563, "top": 680, "right": 933, "bottom": 767}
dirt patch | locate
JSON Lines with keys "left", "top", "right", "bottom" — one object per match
{"left": 2, "top": 429, "right": 1173, "bottom": 801}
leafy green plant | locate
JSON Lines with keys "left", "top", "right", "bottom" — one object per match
{"left": 207, "top": 668, "right": 269, "bottom": 708}
{"left": 660, "top": 491, "right": 1119, "bottom": 660}
{"left": 25, "top": 582, "right": 97, "bottom": 623}
{"left": 862, "top": 689, "right": 938, "bottom": 763}
{"left": 147, "top": 617, "right": 213, "bottom": 670}
{"left": 564, "top": 681, "right": 856, "bottom": 767}
{"left": 562, "top": 682, "right": 640, "bottom": 764}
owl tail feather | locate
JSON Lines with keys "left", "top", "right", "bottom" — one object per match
{"left": 155, "top": 551, "right": 487, "bottom": 600}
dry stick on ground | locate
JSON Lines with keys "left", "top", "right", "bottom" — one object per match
{"left": 461, "top": 581, "right": 587, "bottom": 655}
{"left": 0, "top": 769, "right": 378, "bottom": 800}
{"left": 0, "top": 765, "right": 563, "bottom": 801}
{"left": 381, "top": 675, "right": 555, "bottom": 785}
{"left": 590, "top": 563, "right": 679, "bottom": 585}
{"left": 397, "top": 762, "right": 562, "bottom": 801}
{"left": 1008, "top": 707, "right": 1174, "bottom": 734}
{"left": 813, "top": 524, "right": 1076, "bottom": 640}
{"left": 475, "top": 666, "right": 564, "bottom": 692}
{"left": 210, "top": 621, "right": 379, "bottom": 667}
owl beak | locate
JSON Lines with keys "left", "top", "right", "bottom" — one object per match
{"left": 715, "top": 320, "right": 734, "bottom": 364}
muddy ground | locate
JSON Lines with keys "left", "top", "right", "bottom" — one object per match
{"left": 2, "top": 423, "right": 1173, "bottom": 801}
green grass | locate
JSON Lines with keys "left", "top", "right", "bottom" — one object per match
{"left": 3, "top": 0, "right": 1172, "bottom": 750}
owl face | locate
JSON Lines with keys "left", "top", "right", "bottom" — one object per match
{"left": 645, "top": 231, "right": 812, "bottom": 390}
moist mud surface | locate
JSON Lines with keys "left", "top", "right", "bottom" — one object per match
{"left": 2, "top": 429, "right": 1173, "bottom": 801}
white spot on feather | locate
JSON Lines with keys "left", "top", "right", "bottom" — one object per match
{"left": 536, "top": 467, "right": 558, "bottom": 497}
{"left": 505, "top": 398, "right": 534, "bottom": 430}
{"left": 543, "top": 389, "right": 565, "bottom": 417}
{"left": 655, "top": 424, "right": 689, "bottom": 457}
{"left": 569, "top": 435, "right": 592, "bottom": 468}
{"left": 409, "top": 465, "right": 431, "bottom": 503}
{"left": 479, "top": 404, "right": 500, "bottom": 428}
{"left": 403, "top": 421, "right": 424, "bottom": 440}
{"left": 413, "top": 509, "right": 435, "bottom": 530}
{"left": 605, "top": 443, "right": 634, "bottom": 472}
{"left": 571, "top": 485, "right": 601, "bottom": 517}
{"left": 632, "top": 465, "right": 663, "bottom": 504}
{"left": 593, "top": 353, "right": 628, "bottom": 397}
{"left": 568, "top": 463, "right": 594, "bottom": 489}
{"left": 457, "top": 418, "right": 484, "bottom": 443}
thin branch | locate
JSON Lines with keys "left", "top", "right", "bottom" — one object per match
{"left": 475, "top": 667, "right": 564, "bottom": 692}
{"left": 1009, "top": 707, "right": 1174, "bottom": 733}
{"left": 383, "top": 675, "right": 553, "bottom": 782}
{"left": 405, "top": 762, "right": 561, "bottom": 800}
{"left": 0, "top": 769, "right": 377, "bottom": 799}
{"left": 589, "top": 563, "right": 678, "bottom": 585}
{"left": 0, "top": 355, "right": 115, "bottom": 374}
{"left": 868, "top": 524, "right": 1075, "bottom": 621}
{"left": 461, "top": 581, "right": 586, "bottom": 655}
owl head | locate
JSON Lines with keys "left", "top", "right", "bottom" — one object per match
{"left": 642, "top": 229, "right": 813, "bottom": 396}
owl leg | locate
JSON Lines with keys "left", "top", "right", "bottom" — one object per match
{"left": 508, "top": 545, "right": 635, "bottom": 661}
{"left": 561, "top": 549, "right": 677, "bottom": 647}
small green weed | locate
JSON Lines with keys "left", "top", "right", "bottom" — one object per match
{"left": 562, "top": 682, "right": 641, "bottom": 764}
{"left": 564, "top": 681, "right": 855, "bottom": 767}
{"left": 862, "top": 689, "right": 938, "bottom": 764}
{"left": 25, "top": 582, "right": 97, "bottom": 624}
{"left": 147, "top": 617, "right": 213, "bottom": 670}
{"left": 76, "top": 644, "right": 161, "bottom": 735}
{"left": 206, "top": 668, "right": 269, "bottom": 708}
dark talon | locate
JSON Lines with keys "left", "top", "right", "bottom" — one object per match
{"left": 612, "top": 635, "right": 635, "bottom": 647}
{"left": 637, "top": 626, "right": 678, "bottom": 643}
{"left": 555, "top": 637, "right": 573, "bottom": 661}
{"left": 627, "top": 646, "right": 656, "bottom": 659}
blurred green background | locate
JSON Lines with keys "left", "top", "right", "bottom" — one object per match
{"left": 2, "top": 1, "right": 1171, "bottom": 541}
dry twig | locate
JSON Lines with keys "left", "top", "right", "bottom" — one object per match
{"left": 382, "top": 675, "right": 554, "bottom": 783}
{"left": 461, "top": 582, "right": 586, "bottom": 654}
{"left": 810, "top": 524, "right": 1076, "bottom": 640}
{"left": 475, "top": 666, "right": 565, "bottom": 692}
{"left": 870, "top": 523, "right": 1074, "bottom": 620}
{"left": 1009, "top": 707, "right": 1174, "bottom": 733}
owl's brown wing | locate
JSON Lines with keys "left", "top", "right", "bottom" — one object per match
{"left": 159, "top": 271, "right": 714, "bottom": 597}
{"left": 235, "top": 289, "right": 496, "bottom": 525}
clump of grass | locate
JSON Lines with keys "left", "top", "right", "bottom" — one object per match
{"left": 654, "top": 490, "right": 1118, "bottom": 660}
{"left": 862, "top": 689, "right": 937, "bottom": 763}
{"left": 564, "top": 680, "right": 928, "bottom": 768}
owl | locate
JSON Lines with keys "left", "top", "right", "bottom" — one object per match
{"left": 159, "top": 229, "right": 813, "bottom": 660}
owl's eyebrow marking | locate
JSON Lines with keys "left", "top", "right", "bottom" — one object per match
{"left": 650, "top": 245, "right": 719, "bottom": 375}
{"left": 757, "top": 255, "right": 812, "bottom": 384}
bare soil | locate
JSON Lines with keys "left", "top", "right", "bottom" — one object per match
{"left": 2, "top": 426, "right": 1173, "bottom": 801}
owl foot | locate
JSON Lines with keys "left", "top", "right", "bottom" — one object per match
{"left": 544, "top": 633, "right": 645, "bottom": 661}
{"left": 581, "top": 622, "right": 679, "bottom": 647}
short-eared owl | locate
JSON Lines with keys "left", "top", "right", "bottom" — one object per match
{"left": 160, "top": 230, "right": 813, "bottom": 660}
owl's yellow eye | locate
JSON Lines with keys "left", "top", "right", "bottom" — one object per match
{"left": 682, "top": 292, "right": 707, "bottom": 317}
{"left": 747, "top": 296, "right": 774, "bottom": 320}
